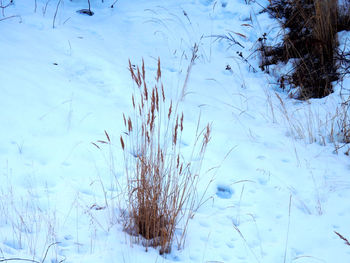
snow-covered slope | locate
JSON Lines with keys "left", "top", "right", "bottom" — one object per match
{"left": 1, "top": 0, "right": 350, "bottom": 262}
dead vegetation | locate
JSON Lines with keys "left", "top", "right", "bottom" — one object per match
{"left": 260, "top": 0, "right": 350, "bottom": 99}
{"left": 334, "top": 231, "right": 350, "bottom": 246}
{"left": 120, "top": 59, "right": 211, "bottom": 254}
{"left": 265, "top": 88, "right": 350, "bottom": 155}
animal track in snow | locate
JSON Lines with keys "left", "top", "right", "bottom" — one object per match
{"left": 216, "top": 184, "right": 233, "bottom": 199}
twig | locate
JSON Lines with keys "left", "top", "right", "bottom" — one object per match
{"left": 0, "top": 259, "right": 40, "bottom": 263}
{"left": 0, "top": 242, "right": 61, "bottom": 263}
{"left": 52, "top": 0, "right": 62, "bottom": 28}
{"left": 283, "top": 195, "right": 292, "bottom": 263}
{"left": 41, "top": 242, "right": 60, "bottom": 263}
{"left": 42, "top": 0, "right": 51, "bottom": 16}
{"left": 236, "top": 184, "right": 245, "bottom": 225}
{"left": 334, "top": 231, "right": 350, "bottom": 246}
{"left": 0, "top": 0, "right": 13, "bottom": 9}
{"left": 209, "top": 33, "right": 244, "bottom": 49}
{"left": 236, "top": 51, "right": 257, "bottom": 73}
{"left": 180, "top": 43, "right": 199, "bottom": 100}
{"left": 292, "top": 255, "right": 326, "bottom": 262}
{"left": 232, "top": 223, "right": 260, "bottom": 263}
{"left": 0, "top": 15, "right": 21, "bottom": 22}
{"left": 110, "top": 0, "right": 119, "bottom": 8}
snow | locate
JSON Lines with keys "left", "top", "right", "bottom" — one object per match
{"left": 1, "top": 0, "right": 350, "bottom": 262}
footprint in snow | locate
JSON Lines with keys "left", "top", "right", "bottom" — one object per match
{"left": 221, "top": 1, "right": 228, "bottom": 7}
{"left": 199, "top": 220, "right": 210, "bottom": 228}
{"left": 226, "top": 240, "right": 234, "bottom": 248}
{"left": 58, "top": 235, "right": 74, "bottom": 247}
{"left": 199, "top": 0, "right": 215, "bottom": 6}
{"left": 256, "top": 155, "right": 266, "bottom": 160}
{"left": 216, "top": 184, "right": 233, "bottom": 199}
{"left": 56, "top": 235, "right": 74, "bottom": 257}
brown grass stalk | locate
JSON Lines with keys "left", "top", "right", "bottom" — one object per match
{"left": 334, "top": 231, "right": 350, "bottom": 246}
{"left": 120, "top": 58, "right": 211, "bottom": 254}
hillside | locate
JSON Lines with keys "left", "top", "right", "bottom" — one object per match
{"left": 0, "top": 1, "right": 350, "bottom": 262}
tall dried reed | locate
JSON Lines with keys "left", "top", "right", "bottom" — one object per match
{"left": 120, "top": 59, "right": 211, "bottom": 254}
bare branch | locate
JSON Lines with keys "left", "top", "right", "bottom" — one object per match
{"left": 0, "top": 15, "right": 21, "bottom": 22}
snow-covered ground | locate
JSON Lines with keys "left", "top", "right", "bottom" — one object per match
{"left": 1, "top": 0, "right": 350, "bottom": 262}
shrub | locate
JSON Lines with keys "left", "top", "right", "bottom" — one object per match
{"left": 120, "top": 59, "right": 211, "bottom": 254}
{"left": 260, "top": 0, "right": 350, "bottom": 99}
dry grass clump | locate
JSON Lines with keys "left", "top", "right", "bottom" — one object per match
{"left": 120, "top": 59, "right": 211, "bottom": 254}
{"left": 0, "top": 176, "right": 61, "bottom": 262}
{"left": 336, "top": 96, "right": 350, "bottom": 145}
{"left": 338, "top": 0, "right": 350, "bottom": 32}
{"left": 267, "top": 90, "right": 350, "bottom": 155}
{"left": 260, "top": 0, "right": 350, "bottom": 99}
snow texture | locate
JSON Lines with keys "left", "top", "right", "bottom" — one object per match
{"left": 0, "top": 0, "right": 350, "bottom": 262}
